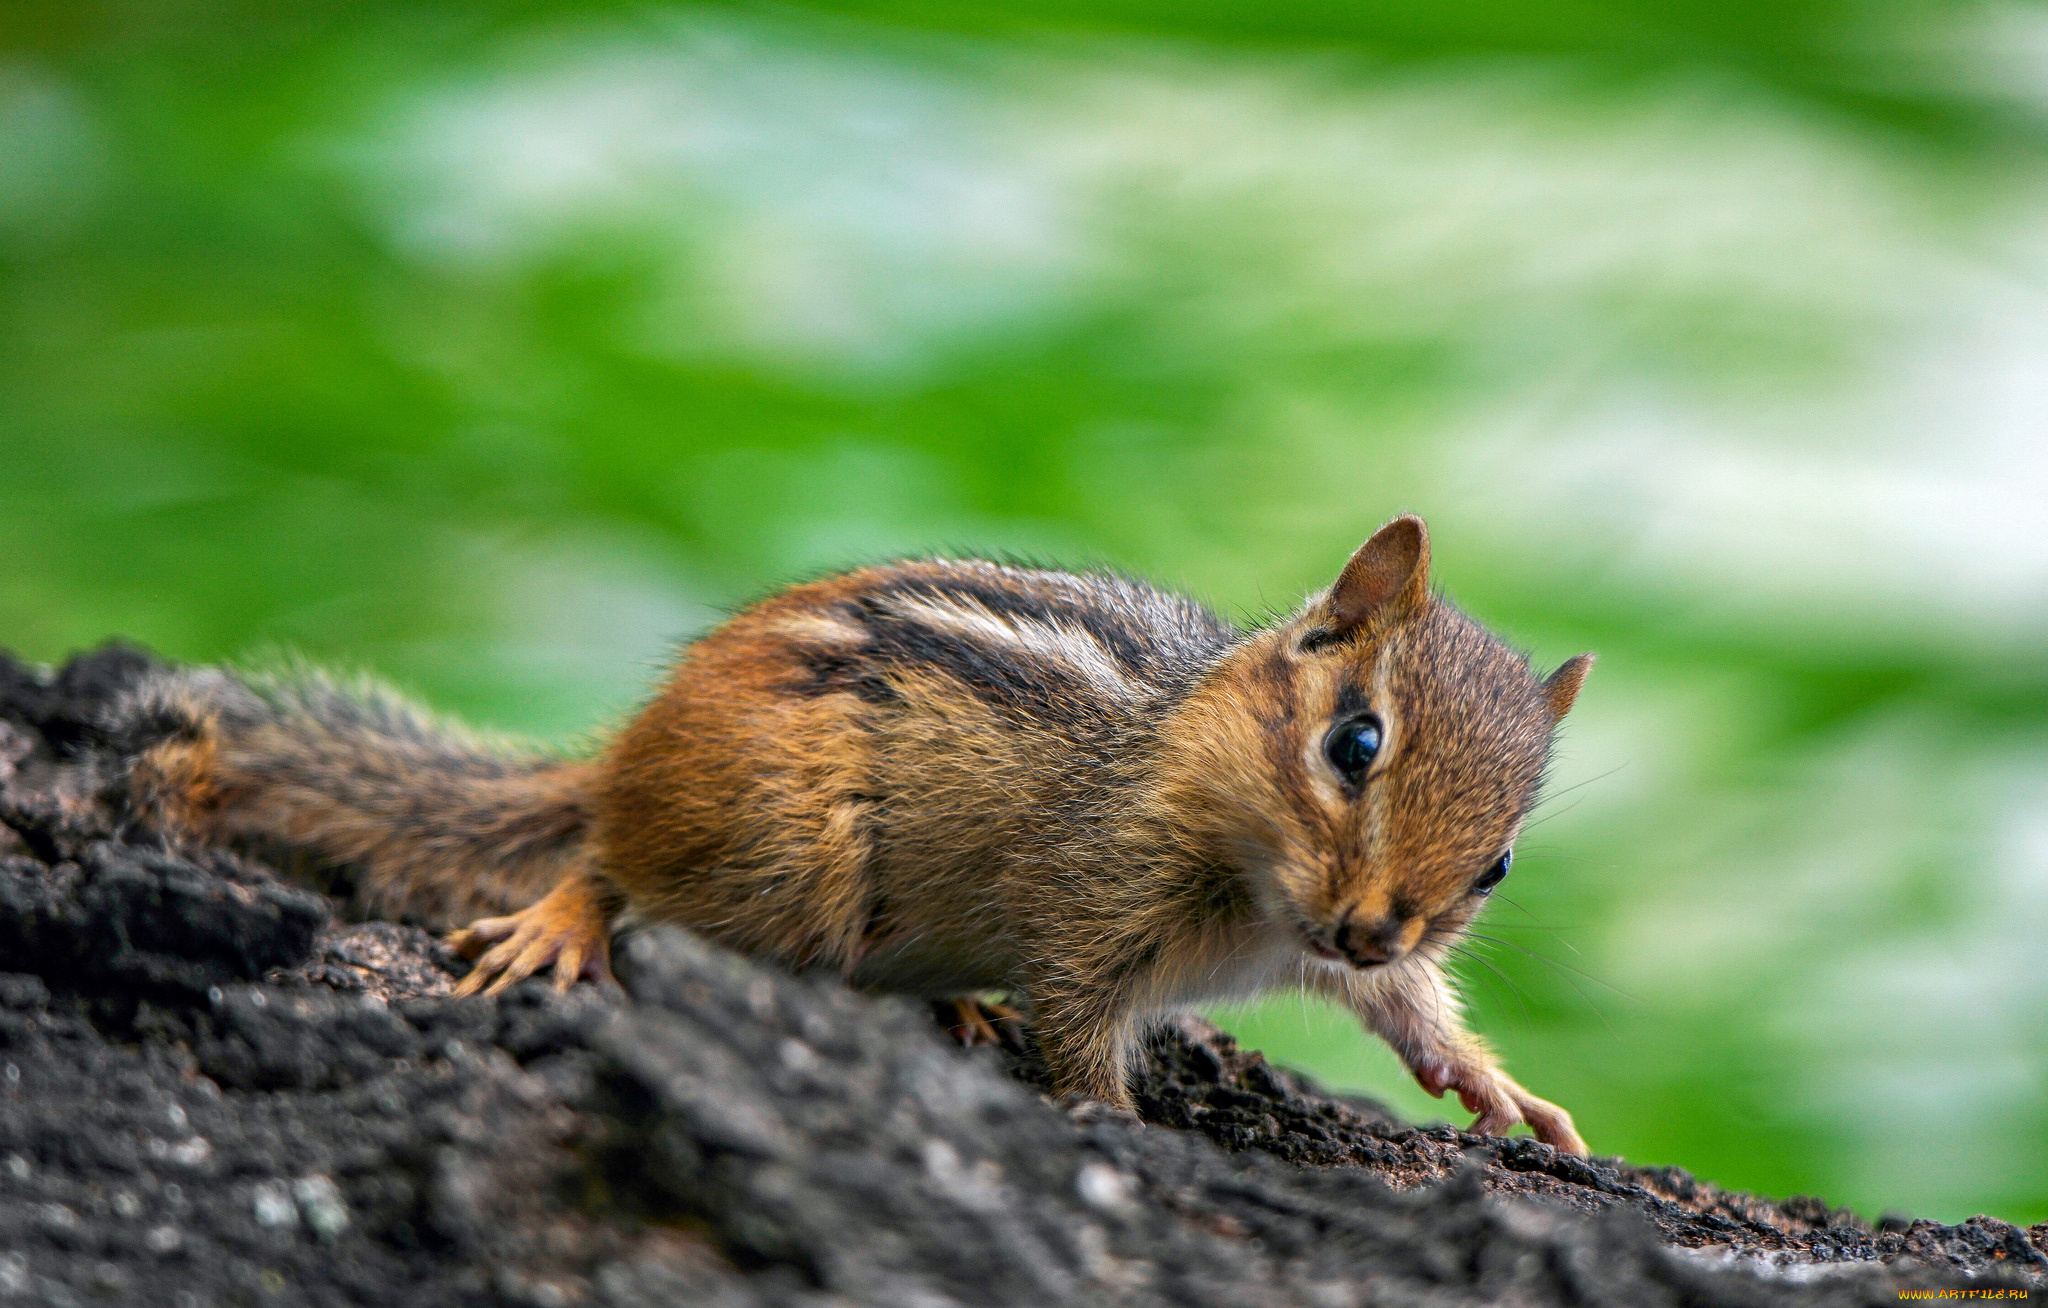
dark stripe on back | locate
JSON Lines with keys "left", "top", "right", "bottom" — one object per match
{"left": 850, "top": 594, "right": 1121, "bottom": 731}
{"left": 881, "top": 575, "right": 1156, "bottom": 674}
{"left": 782, "top": 562, "right": 1238, "bottom": 731}
{"left": 873, "top": 566, "right": 1234, "bottom": 679}
{"left": 788, "top": 641, "right": 900, "bottom": 706}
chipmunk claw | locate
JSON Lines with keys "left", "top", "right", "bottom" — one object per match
{"left": 1416, "top": 1059, "right": 1587, "bottom": 1156}
{"left": 1508, "top": 1093, "right": 1586, "bottom": 1157}
{"left": 448, "top": 876, "right": 613, "bottom": 998}
{"left": 944, "top": 995, "right": 1026, "bottom": 1049}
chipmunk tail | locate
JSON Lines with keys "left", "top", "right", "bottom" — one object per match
{"left": 117, "top": 663, "right": 595, "bottom": 929}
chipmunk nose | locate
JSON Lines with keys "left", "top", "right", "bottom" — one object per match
{"left": 1335, "top": 910, "right": 1410, "bottom": 968}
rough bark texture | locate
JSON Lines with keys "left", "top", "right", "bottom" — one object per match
{"left": 1, "top": 645, "right": 2042, "bottom": 1307}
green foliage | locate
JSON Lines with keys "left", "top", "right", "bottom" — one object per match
{"left": 6, "top": 0, "right": 2045, "bottom": 1222}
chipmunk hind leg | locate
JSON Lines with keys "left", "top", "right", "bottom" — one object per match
{"left": 597, "top": 622, "right": 883, "bottom": 975}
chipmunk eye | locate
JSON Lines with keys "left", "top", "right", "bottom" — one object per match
{"left": 1473, "top": 851, "right": 1512, "bottom": 895}
{"left": 1322, "top": 716, "right": 1382, "bottom": 784}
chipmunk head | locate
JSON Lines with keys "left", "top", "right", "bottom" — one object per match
{"left": 1164, "top": 515, "right": 1591, "bottom": 973}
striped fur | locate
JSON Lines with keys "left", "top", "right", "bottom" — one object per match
{"left": 128, "top": 517, "right": 1594, "bottom": 1152}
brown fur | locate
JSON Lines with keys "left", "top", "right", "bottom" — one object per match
{"left": 127, "top": 667, "right": 593, "bottom": 927}
{"left": 127, "top": 517, "right": 1594, "bottom": 1152}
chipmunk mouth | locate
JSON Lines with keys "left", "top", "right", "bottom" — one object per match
{"left": 1297, "top": 922, "right": 1398, "bottom": 970}
{"left": 1297, "top": 928, "right": 1347, "bottom": 963}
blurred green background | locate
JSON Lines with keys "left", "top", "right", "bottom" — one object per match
{"left": 6, "top": 0, "right": 2046, "bottom": 1225}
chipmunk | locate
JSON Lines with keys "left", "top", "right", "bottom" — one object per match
{"left": 126, "top": 515, "right": 1593, "bottom": 1153}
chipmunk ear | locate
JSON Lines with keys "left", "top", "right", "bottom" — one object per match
{"left": 1543, "top": 653, "right": 1595, "bottom": 719}
{"left": 1325, "top": 515, "right": 1431, "bottom": 632}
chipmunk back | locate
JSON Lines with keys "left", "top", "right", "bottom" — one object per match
{"left": 130, "top": 515, "right": 1592, "bottom": 1152}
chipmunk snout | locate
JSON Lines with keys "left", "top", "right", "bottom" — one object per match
{"left": 1335, "top": 909, "right": 1415, "bottom": 968}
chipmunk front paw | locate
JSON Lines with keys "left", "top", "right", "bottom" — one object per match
{"left": 447, "top": 876, "right": 615, "bottom": 997}
{"left": 1414, "top": 1060, "right": 1587, "bottom": 1156}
